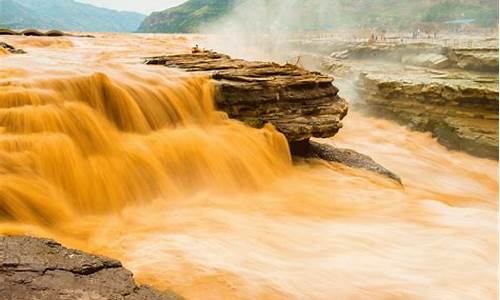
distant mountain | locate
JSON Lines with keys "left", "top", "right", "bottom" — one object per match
{"left": 138, "top": 0, "right": 499, "bottom": 33}
{"left": 0, "top": 0, "right": 145, "bottom": 32}
{"left": 137, "top": 0, "right": 238, "bottom": 33}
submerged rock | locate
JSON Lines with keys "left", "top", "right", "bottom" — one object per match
{"left": 290, "top": 140, "right": 401, "bottom": 183}
{"left": 145, "top": 52, "right": 349, "bottom": 142}
{"left": 0, "top": 42, "right": 26, "bottom": 54}
{"left": 0, "top": 236, "right": 183, "bottom": 300}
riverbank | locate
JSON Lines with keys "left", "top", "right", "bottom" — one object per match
{"left": 0, "top": 33, "right": 497, "bottom": 300}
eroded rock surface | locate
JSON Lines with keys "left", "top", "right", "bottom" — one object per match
{"left": 145, "top": 51, "right": 403, "bottom": 180}
{"left": 0, "top": 236, "right": 183, "bottom": 300}
{"left": 304, "top": 39, "right": 499, "bottom": 160}
{"left": 145, "top": 52, "right": 348, "bottom": 141}
{"left": 359, "top": 71, "right": 499, "bottom": 159}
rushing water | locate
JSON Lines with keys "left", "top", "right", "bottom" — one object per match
{"left": 0, "top": 34, "right": 497, "bottom": 300}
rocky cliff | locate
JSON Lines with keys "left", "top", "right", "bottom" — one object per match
{"left": 358, "top": 72, "right": 498, "bottom": 159}
{"left": 145, "top": 51, "right": 402, "bottom": 182}
{"left": 310, "top": 40, "right": 499, "bottom": 160}
{"left": 0, "top": 236, "right": 183, "bottom": 300}
{"left": 146, "top": 51, "right": 349, "bottom": 142}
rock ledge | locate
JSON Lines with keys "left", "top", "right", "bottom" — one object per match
{"left": 145, "top": 51, "right": 349, "bottom": 142}
{"left": 146, "top": 52, "right": 400, "bottom": 181}
{"left": 0, "top": 236, "right": 183, "bottom": 300}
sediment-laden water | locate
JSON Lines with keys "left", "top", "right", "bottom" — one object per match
{"left": 0, "top": 34, "right": 497, "bottom": 300}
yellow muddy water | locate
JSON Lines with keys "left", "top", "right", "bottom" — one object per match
{"left": 0, "top": 34, "right": 497, "bottom": 300}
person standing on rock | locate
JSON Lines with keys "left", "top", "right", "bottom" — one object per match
{"left": 192, "top": 44, "right": 201, "bottom": 53}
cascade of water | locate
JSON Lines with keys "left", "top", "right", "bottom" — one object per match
{"left": 0, "top": 34, "right": 496, "bottom": 300}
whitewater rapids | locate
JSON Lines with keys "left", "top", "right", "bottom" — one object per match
{"left": 0, "top": 33, "right": 497, "bottom": 300}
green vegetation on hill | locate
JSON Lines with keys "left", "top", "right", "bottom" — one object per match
{"left": 138, "top": 0, "right": 238, "bottom": 33}
{"left": 0, "top": 0, "right": 145, "bottom": 32}
{"left": 138, "top": 0, "right": 499, "bottom": 33}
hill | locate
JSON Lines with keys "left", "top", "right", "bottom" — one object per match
{"left": 137, "top": 0, "right": 238, "bottom": 33}
{"left": 138, "top": 0, "right": 499, "bottom": 33}
{"left": 0, "top": 0, "right": 145, "bottom": 32}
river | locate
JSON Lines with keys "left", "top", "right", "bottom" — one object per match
{"left": 0, "top": 33, "right": 497, "bottom": 300}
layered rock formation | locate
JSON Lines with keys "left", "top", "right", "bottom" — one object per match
{"left": 0, "top": 236, "right": 183, "bottom": 300}
{"left": 302, "top": 39, "right": 499, "bottom": 160}
{"left": 452, "top": 48, "right": 499, "bottom": 72}
{"left": 292, "top": 40, "right": 499, "bottom": 72}
{"left": 358, "top": 71, "right": 498, "bottom": 159}
{"left": 145, "top": 51, "right": 402, "bottom": 181}
{"left": 145, "top": 51, "right": 349, "bottom": 142}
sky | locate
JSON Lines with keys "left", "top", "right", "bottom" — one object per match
{"left": 77, "top": 0, "right": 187, "bottom": 14}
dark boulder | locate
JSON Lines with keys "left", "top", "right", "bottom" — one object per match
{"left": 0, "top": 42, "right": 26, "bottom": 54}
{"left": 290, "top": 140, "right": 401, "bottom": 183}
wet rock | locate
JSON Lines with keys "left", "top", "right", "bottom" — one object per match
{"left": 0, "top": 42, "right": 26, "bottom": 54}
{"left": 145, "top": 51, "right": 401, "bottom": 179}
{"left": 145, "top": 51, "right": 348, "bottom": 141}
{"left": 290, "top": 139, "right": 401, "bottom": 183}
{"left": 359, "top": 72, "right": 499, "bottom": 160}
{"left": 20, "top": 29, "right": 47, "bottom": 36}
{"left": 0, "top": 236, "right": 183, "bottom": 300}
{"left": 0, "top": 28, "right": 20, "bottom": 35}
{"left": 288, "top": 38, "right": 498, "bottom": 160}
{"left": 45, "top": 30, "right": 66, "bottom": 37}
